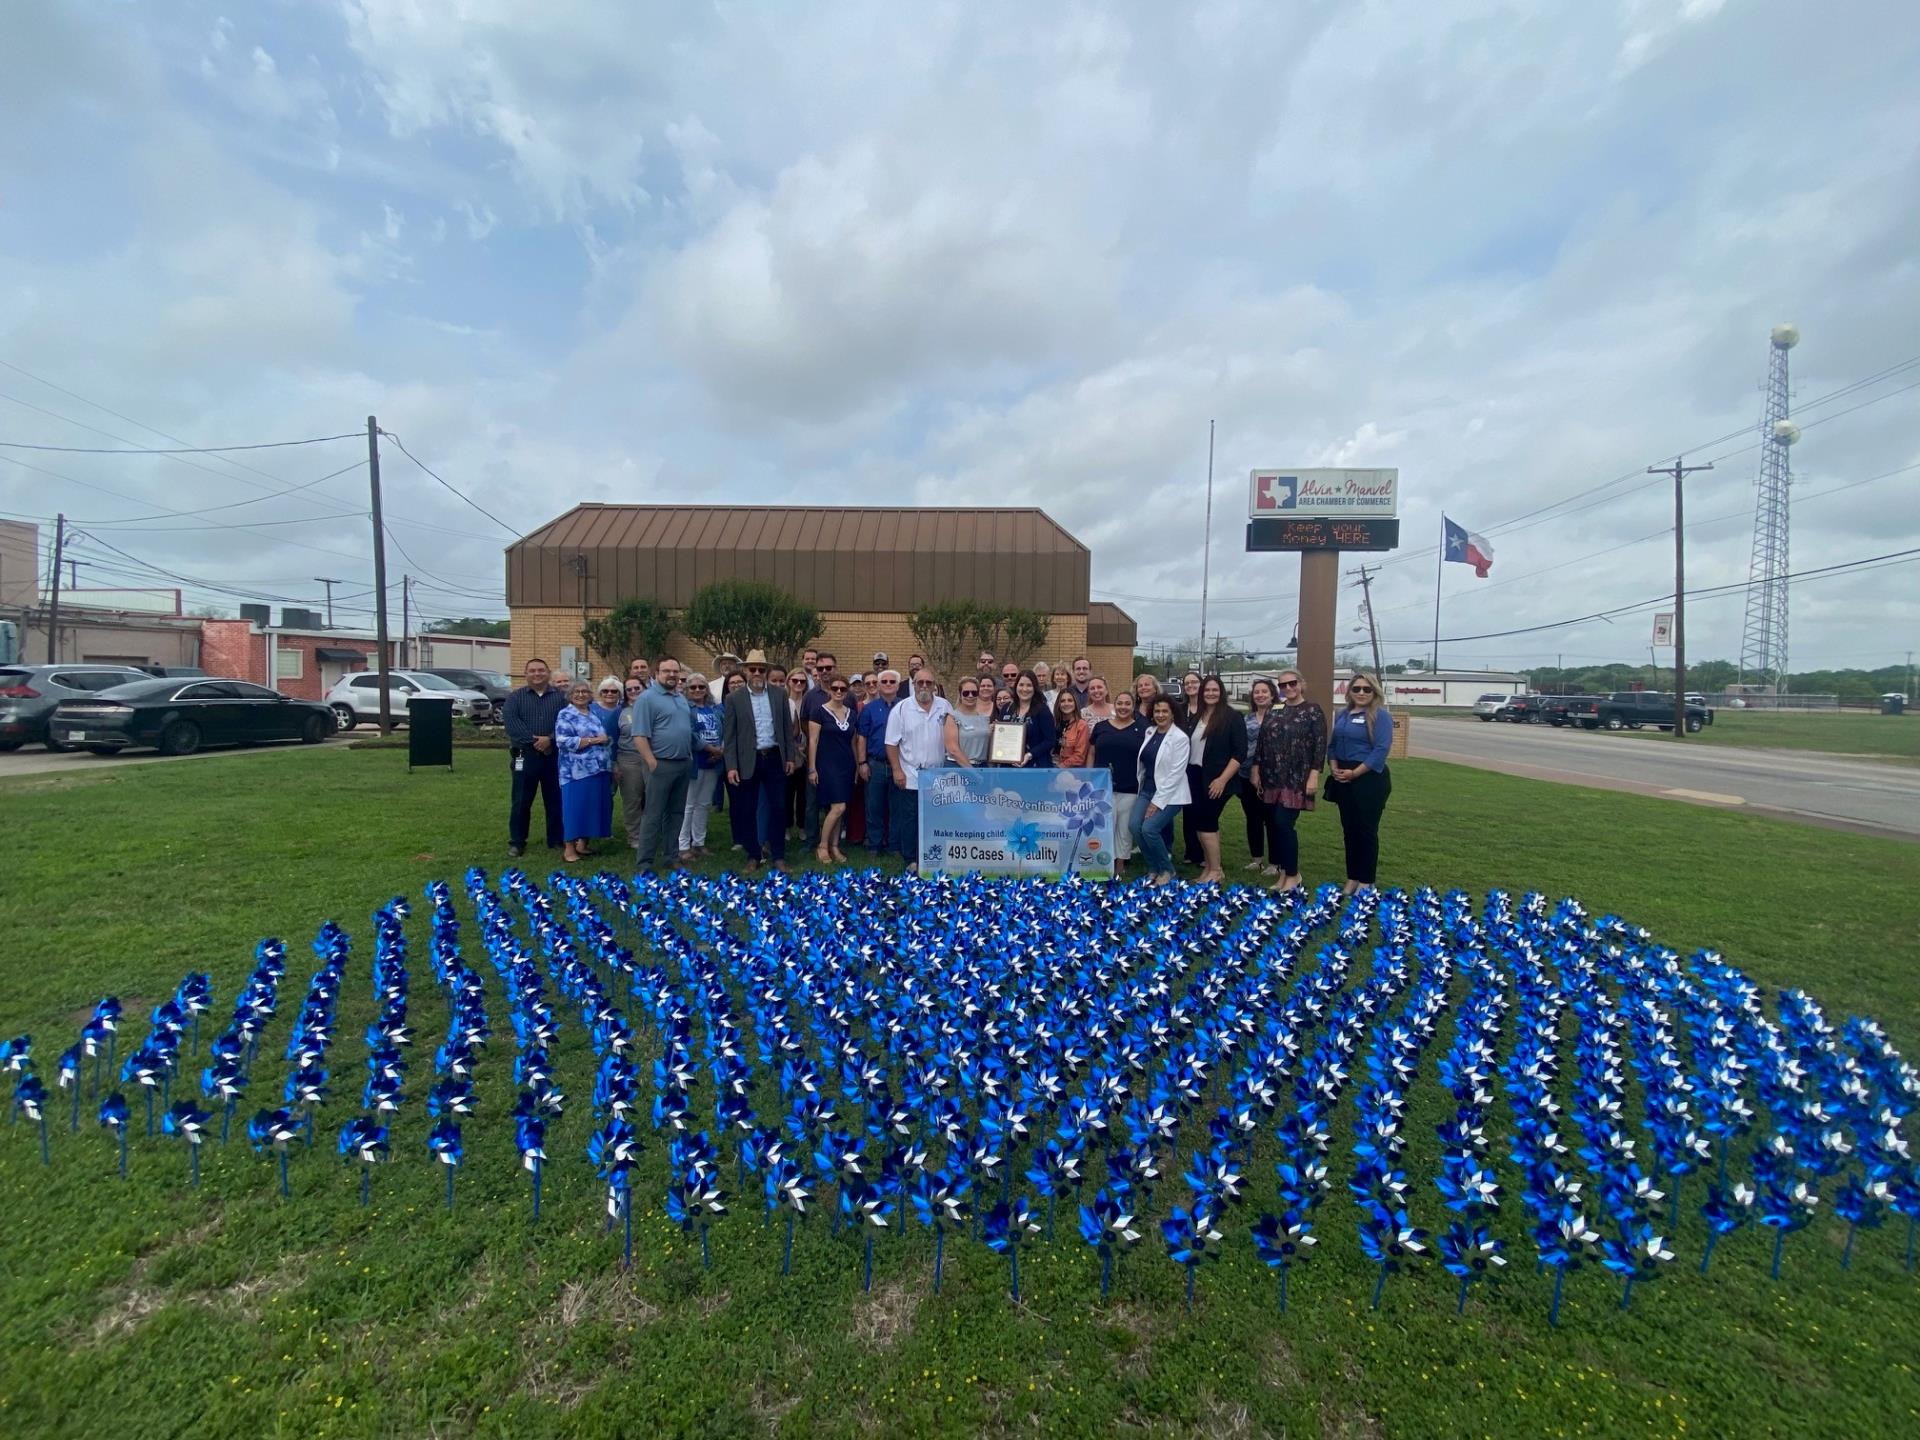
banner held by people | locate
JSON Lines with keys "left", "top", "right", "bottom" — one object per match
{"left": 917, "top": 767, "right": 1115, "bottom": 878}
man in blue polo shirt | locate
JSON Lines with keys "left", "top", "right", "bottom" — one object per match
{"left": 855, "top": 667, "right": 899, "bottom": 852}
{"left": 630, "top": 657, "right": 694, "bottom": 868}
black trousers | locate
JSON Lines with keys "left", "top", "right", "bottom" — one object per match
{"left": 1326, "top": 766, "right": 1390, "bottom": 884}
{"left": 508, "top": 746, "right": 562, "bottom": 848}
{"left": 1239, "top": 787, "right": 1282, "bottom": 861}
{"left": 1272, "top": 805, "right": 1301, "bottom": 876}
{"left": 1182, "top": 765, "right": 1205, "bottom": 862}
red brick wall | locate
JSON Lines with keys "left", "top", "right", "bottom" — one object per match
{"left": 200, "top": 620, "right": 264, "bottom": 683}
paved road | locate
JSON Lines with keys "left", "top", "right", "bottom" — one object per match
{"left": 1409, "top": 717, "right": 1920, "bottom": 841}
{"left": 0, "top": 735, "right": 353, "bottom": 780}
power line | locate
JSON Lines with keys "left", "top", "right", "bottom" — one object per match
{"left": 0, "top": 432, "right": 362, "bottom": 455}
{"left": 378, "top": 430, "right": 520, "bottom": 536}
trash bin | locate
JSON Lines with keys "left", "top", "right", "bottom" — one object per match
{"left": 1882, "top": 694, "right": 1908, "bottom": 716}
{"left": 407, "top": 695, "right": 456, "bottom": 770}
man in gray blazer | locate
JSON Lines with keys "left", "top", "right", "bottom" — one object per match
{"left": 720, "top": 649, "right": 795, "bottom": 871}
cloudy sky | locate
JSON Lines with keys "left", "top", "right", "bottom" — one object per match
{"left": 2, "top": 0, "right": 1916, "bottom": 672}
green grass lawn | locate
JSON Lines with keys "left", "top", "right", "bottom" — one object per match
{"left": 2, "top": 749, "right": 1918, "bottom": 1438}
{"left": 1611, "top": 708, "right": 1919, "bottom": 763}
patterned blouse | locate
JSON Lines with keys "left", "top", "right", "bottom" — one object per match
{"left": 554, "top": 704, "right": 612, "bottom": 785}
{"left": 1253, "top": 700, "right": 1329, "bottom": 810}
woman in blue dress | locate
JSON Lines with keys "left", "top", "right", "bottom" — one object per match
{"left": 554, "top": 680, "right": 613, "bottom": 863}
{"left": 588, "top": 676, "right": 625, "bottom": 849}
{"left": 807, "top": 676, "right": 858, "bottom": 864}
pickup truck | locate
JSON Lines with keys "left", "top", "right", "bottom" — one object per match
{"left": 1561, "top": 691, "right": 1714, "bottom": 734}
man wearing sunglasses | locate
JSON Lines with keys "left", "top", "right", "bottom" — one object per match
{"left": 884, "top": 666, "right": 968, "bottom": 871}
{"left": 630, "top": 658, "right": 694, "bottom": 870}
{"left": 800, "top": 652, "right": 839, "bottom": 848}
{"left": 856, "top": 669, "right": 901, "bottom": 852}
{"left": 720, "top": 650, "right": 796, "bottom": 872}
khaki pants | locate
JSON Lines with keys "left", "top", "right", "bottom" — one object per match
{"left": 615, "top": 750, "right": 649, "bottom": 849}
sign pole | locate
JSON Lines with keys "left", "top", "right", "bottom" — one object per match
{"left": 1297, "top": 551, "right": 1340, "bottom": 717}
{"left": 1431, "top": 529, "right": 1443, "bottom": 673}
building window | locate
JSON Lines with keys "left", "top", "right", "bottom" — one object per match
{"left": 276, "top": 648, "right": 304, "bottom": 680}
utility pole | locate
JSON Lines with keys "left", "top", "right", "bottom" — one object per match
{"left": 45, "top": 513, "right": 66, "bottom": 662}
{"left": 1350, "top": 564, "right": 1385, "bottom": 679}
{"left": 1199, "top": 420, "right": 1216, "bottom": 648}
{"left": 314, "top": 577, "right": 342, "bottom": 629}
{"left": 401, "top": 574, "right": 411, "bottom": 670}
{"left": 368, "top": 417, "right": 394, "bottom": 734}
{"left": 1649, "top": 456, "right": 1712, "bottom": 739}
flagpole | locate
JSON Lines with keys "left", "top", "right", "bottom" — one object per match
{"left": 1431, "top": 517, "right": 1444, "bottom": 672}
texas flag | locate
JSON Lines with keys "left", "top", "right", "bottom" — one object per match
{"left": 1443, "top": 516, "right": 1494, "bottom": 577}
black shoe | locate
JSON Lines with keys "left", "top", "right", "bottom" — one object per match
{"left": 507, "top": 843, "right": 525, "bottom": 857}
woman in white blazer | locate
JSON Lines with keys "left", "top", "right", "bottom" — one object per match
{"left": 1132, "top": 694, "right": 1193, "bottom": 886}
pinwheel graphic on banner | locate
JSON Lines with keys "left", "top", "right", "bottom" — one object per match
{"left": 7, "top": 869, "right": 1920, "bottom": 1329}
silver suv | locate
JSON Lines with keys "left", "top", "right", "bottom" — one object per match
{"left": 1472, "top": 693, "right": 1508, "bottom": 721}
{"left": 0, "top": 663, "right": 155, "bottom": 750}
{"left": 324, "top": 670, "right": 493, "bottom": 730}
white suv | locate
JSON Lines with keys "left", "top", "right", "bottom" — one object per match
{"left": 325, "top": 670, "right": 494, "bottom": 730}
{"left": 1472, "top": 693, "right": 1508, "bottom": 720}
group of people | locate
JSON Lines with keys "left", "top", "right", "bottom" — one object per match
{"left": 502, "top": 645, "right": 1395, "bottom": 892}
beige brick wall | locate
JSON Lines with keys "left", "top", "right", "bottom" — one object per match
{"left": 1085, "top": 644, "right": 1137, "bottom": 691}
{"left": 510, "top": 606, "right": 1092, "bottom": 688}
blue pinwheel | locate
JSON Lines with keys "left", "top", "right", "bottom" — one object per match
{"left": 338, "top": 1116, "right": 389, "bottom": 1205}
{"left": 1757, "top": 1175, "right": 1820, "bottom": 1280}
{"left": 983, "top": 1195, "right": 1041, "bottom": 1302}
{"left": 428, "top": 1118, "right": 463, "bottom": 1209}
{"left": 1439, "top": 1222, "right": 1506, "bottom": 1313}
{"left": 14, "top": 1073, "right": 49, "bottom": 1165}
{"left": 1250, "top": 1209, "right": 1316, "bottom": 1313}
{"left": 838, "top": 1178, "right": 892, "bottom": 1291}
{"left": 1535, "top": 1209, "right": 1603, "bottom": 1327}
{"left": 98, "top": 1092, "right": 130, "bottom": 1177}
{"left": 515, "top": 1107, "right": 548, "bottom": 1221}
{"left": 1078, "top": 1188, "right": 1141, "bottom": 1301}
{"left": 1833, "top": 1176, "right": 1892, "bottom": 1270}
{"left": 1600, "top": 1224, "right": 1674, "bottom": 1310}
{"left": 1004, "top": 820, "right": 1043, "bottom": 877}
{"left": 1161, "top": 1201, "right": 1226, "bottom": 1310}
{"left": 58, "top": 1044, "right": 82, "bottom": 1132}
{"left": 910, "top": 1165, "right": 970, "bottom": 1295}
{"left": 1699, "top": 1182, "right": 1756, "bottom": 1275}
{"left": 248, "top": 1108, "right": 300, "bottom": 1197}
{"left": 765, "top": 1158, "right": 811, "bottom": 1277}
{"left": 162, "top": 1099, "right": 211, "bottom": 1185}
{"left": 1358, "top": 1204, "right": 1427, "bottom": 1311}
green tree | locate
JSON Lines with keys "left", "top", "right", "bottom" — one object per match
{"left": 425, "top": 617, "right": 510, "bottom": 638}
{"left": 994, "top": 608, "right": 1052, "bottom": 668}
{"left": 907, "top": 601, "right": 985, "bottom": 683}
{"left": 680, "top": 580, "right": 821, "bottom": 668}
{"left": 580, "top": 598, "right": 677, "bottom": 676}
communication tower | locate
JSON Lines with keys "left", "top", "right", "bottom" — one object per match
{"left": 1739, "top": 324, "right": 1799, "bottom": 690}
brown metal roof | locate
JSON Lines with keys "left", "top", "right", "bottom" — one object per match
{"left": 507, "top": 505, "right": 1092, "bottom": 614}
{"left": 1086, "top": 601, "right": 1138, "bottom": 647}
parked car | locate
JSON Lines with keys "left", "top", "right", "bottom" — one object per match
{"left": 422, "top": 667, "right": 513, "bottom": 712}
{"left": 1496, "top": 695, "right": 1552, "bottom": 724}
{"left": 1561, "top": 691, "right": 1714, "bottom": 734}
{"left": 0, "top": 663, "right": 155, "bottom": 751}
{"left": 1472, "top": 693, "right": 1509, "bottom": 720}
{"left": 137, "top": 665, "right": 208, "bottom": 678}
{"left": 47, "top": 678, "right": 335, "bottom": 755}
{"left": 1539, "top": 696, "right": 1584, "bottom": 727}
{"left": 325, "top": 670, "right": 495, "bottom": 730}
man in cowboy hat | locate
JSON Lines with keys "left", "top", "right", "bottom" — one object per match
{"left": 720, "top": 649, "right": 795, "bottom": 871}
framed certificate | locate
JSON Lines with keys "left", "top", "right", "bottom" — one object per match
{"left": 988, "top": 721, "right": 1026, "bottom": 766}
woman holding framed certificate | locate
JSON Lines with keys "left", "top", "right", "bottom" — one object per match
{"left": 994, "top": 670, "right": 1056, "bottom": 767}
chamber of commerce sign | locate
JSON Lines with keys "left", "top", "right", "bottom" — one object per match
{"left": 1246, "top": 517, "right": 1400, "bottom": 552}
{"left": 1248, "top": 468, "right": 1399, "bottom": 518}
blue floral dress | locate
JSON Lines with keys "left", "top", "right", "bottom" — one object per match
{"left": 554, "top": 704, "right": 613, "bottom": 842}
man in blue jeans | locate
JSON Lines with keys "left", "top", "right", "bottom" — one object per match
{"left": 855, "top": 668, "right": 899, "bottom": 851}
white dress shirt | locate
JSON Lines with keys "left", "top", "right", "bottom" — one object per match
{"left": 884, "top": 695, "right": 952, "bottom": 791}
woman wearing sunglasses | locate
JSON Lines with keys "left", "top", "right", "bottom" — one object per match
{"left": 1324, "top": 670, "right": 1394, "bottom": 893}
{"left": 807, "top": 674, "right": 858, "bottom": 864}
{"left": 949, "top": 678, "right": 993, "bottom": 765}
{"left": 1250, "top": 669, "right": 1328, "bottom": 894}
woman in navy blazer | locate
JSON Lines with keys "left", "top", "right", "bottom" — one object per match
{"left": 998, "top": 670, "right": 1057, "bottom": 767}
{"left": 1322, "top": 671, "right": 1395, "bottom": 892}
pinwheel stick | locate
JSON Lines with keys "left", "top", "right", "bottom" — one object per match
{"left": 1009, "top": 1247, "right": 1020, "bottom": 1304}
{"left": 1278, "top": 1264, "right": 1289, "bottom": 1314}
{"left": 1699, "top": 1234, "right": 1719, "bottom": 1275}
{"left": 1841, "top": 1225, "right": 1857, "bottom": 1270}
{"left": 38, "top": 1115, "right": 49, "bottom": 1166}
{"left": 622, "top": 1200, "right": 632, "bottom": 1269}
{"left": 1184, "top": 1265, "right": 1196, "bottom": 1311}
{"left": 445, "top": 1166, "right": 455, "bottom": 1211}
{"left": 1620, "top": 1277, "right": 1635, "bottom": 1310}
{"left": 70, "top": 1085, "right": 80, "bottom": 1132}
{"left": 1548, "top": 1268, "right": 1566, "bottom": 1327}
{"left": 360, "top": 1169, "right": 371, "bottom": 1206}
{"left": 278, "top": 1151, "right": 289, "bottom": 1198}
{"left": 1906, "top": 1217, "right": 1916, "bottom": 1273}
{"left": 532, "top": 1162, "right": 543, "bottom": 1221}
{"left": 221, "top": 1102, "right": 234, "bottom": 1145}
{"left": 117, "top": 1129, "right": 128, "bottom": 1179}
{"left": 1456, "top": 1274, "right": 1471, "bottom": 1315}
{"left": 1099, "top": 1248, "right": 1113, "bottom": 1301}
{"left": 782, "top": 1214, "right": 795, "bottom": 1276}
{"left": 1369, "top": 1262, "right": 1388, "bottom": 1312}
{"left": 702, "top": 1222, "right": 712, "bottom": 1272}
{"left": 862, "top": 1233, "right": 873, "bottom": 1292}
{"left": 144, "top": 1090, "right": 155, "bottom": 1137}
{"left": 1770, "top": 1231, "right": 1787, "bottom": 1281}
{"left": 190, "top": 1146, "right": 200, "bottom": 1188}
{"left": 933, "top": 1225, "right": 945, "bottom": 1294}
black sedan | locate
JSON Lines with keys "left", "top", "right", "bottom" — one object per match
{"left": 46, "top": 678, "right": 336, "bottom": 756}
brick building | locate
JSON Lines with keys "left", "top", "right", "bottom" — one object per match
{"left": 504, "top": 505, "right": 1137, "bottom": 688}
{"left": 199, "top": 619, "right": 511, "bottom": 700}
